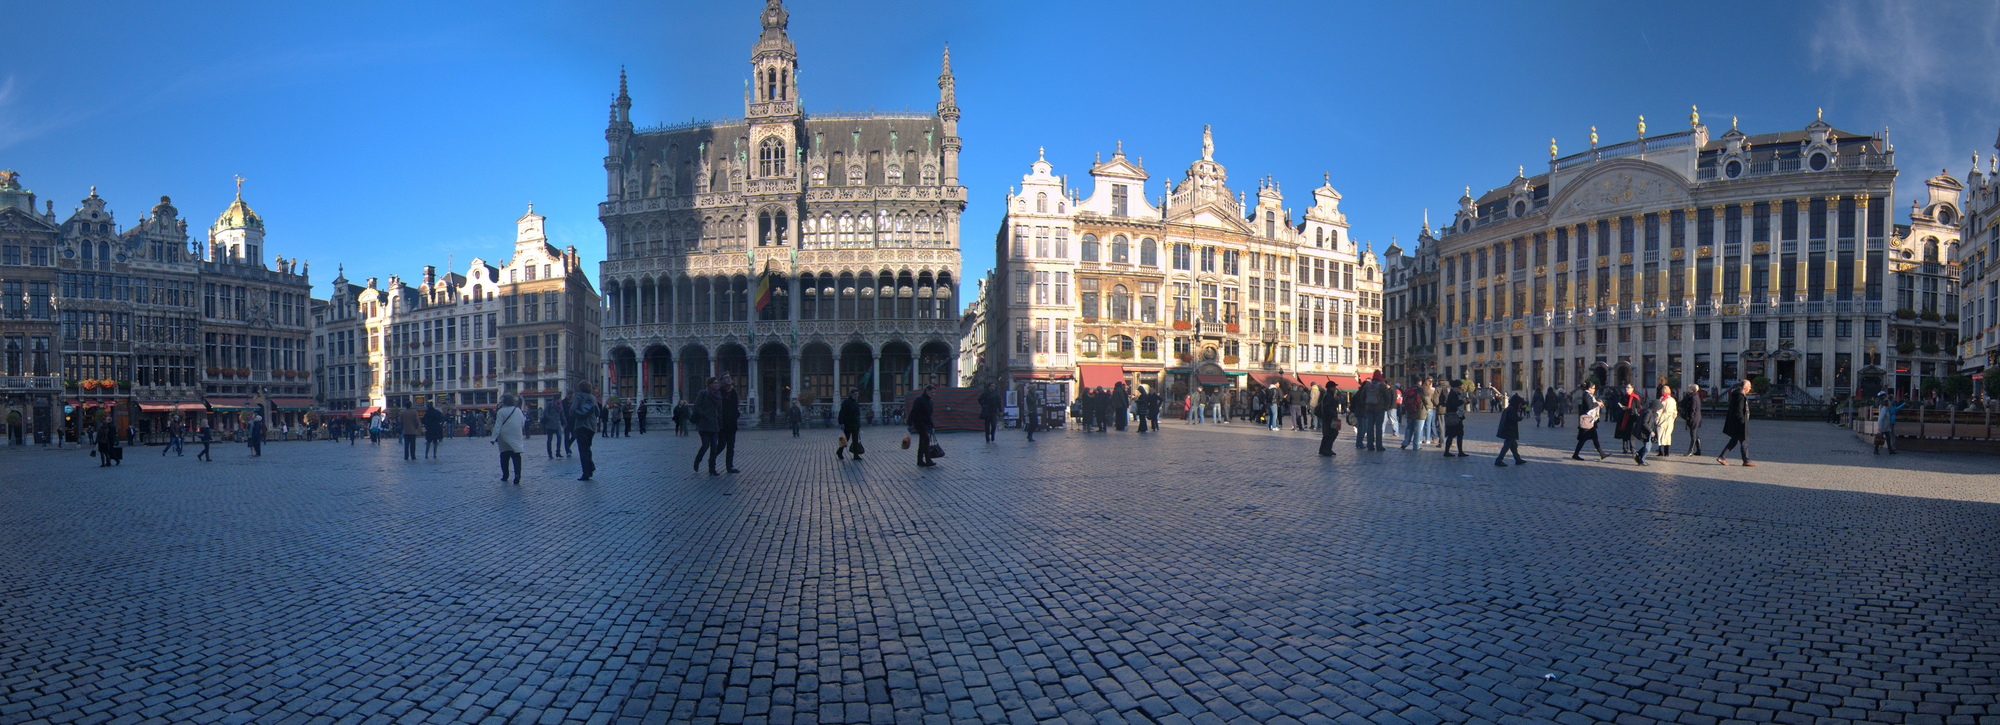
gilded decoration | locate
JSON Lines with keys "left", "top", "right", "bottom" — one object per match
{"left": 1533, "top": 266, "right": 1547, "bottom": 277}
{"left": 1669, "top": 248, "right": 1684, "bottom": 260}
{"left": 1596, "top": 257, "right": 1609, "bottom": 268}
{"left": 1721, "top": 305, "right": 1740, "bottom": 316}
{"left": 1512, "top": 320, "right": 1525, "bottom": 330}
{"left": 1475, "top": 278, "right": 1487, "bottom": 288}
{"left": 1697, "top": 246, "right": 1712, "bottom": 258}
{"left": 1618, "top": 253, "right": 1632, "bottom": 265}
{"left": 1751, "top": 242, "right": 1769, "bottom": 254}
{"left": 1556, "top": 262, "right": 1569, "bottom": 273}
{"left": 1444, "top": 285, "right": 1455, "bottom": 294}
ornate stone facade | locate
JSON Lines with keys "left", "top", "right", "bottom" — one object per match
{"left": 597, "top": 0, "right": 964, "bottom": 424}
{"left": 980, "top": 129, "right": 1382, "bottom": 413}
{"left": 1430, "top": 112, "right": 1898, "bottom": 400}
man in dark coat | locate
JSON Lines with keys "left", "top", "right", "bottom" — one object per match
{"left": 1315, "top": 383, "right": 1347, "bottom": 456}
{"left": 1112, "top": 382, "right": 1129, "bottom": 431}
{"left": 909, "top": 384, "right": 937, "bottom": 467}
{"left": 1717, "top": 379, "right": 1754, "bottom": 466}
{"left": 1135, "top": 387, "right": 1160, "bottom": 433}
{"left": 837, "top": 388, "right": 863, "bottom": 459}
{"left": 1022, "top": 387, "right": 1043, "bottom": 442}
{"left": 713, "top": 375, "right": 740, "bottom": 473}
{"left": 672, "top": 399, "right": 689, "bottom": 436}
{"left": 1680, "top": 386, "right": 1705, "bottom": 456}
{"left": 637, "top": 402, "right": 647, "bottom": 434}
{"left": 977, "top": 382, "right": 1002, "bottom": 443}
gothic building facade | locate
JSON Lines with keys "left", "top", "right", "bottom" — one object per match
{"left": 597, "top": 0, "right": 965, "bottom": 424}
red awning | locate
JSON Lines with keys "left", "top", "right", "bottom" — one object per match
{"left": 138, "top": 401, "right": 183, "bottom": 413}
{"left": 1195, "top": 374, "right": 1229, "bottom": 386}
{"left": 203, "top": 397, "right": 253, "bottom": 411}
{"left": 1077, "top": 363, "right": 1125, "bottom": 390}
{"left": 1010, "top": 371, "right": 1074, "bottom": 380}
{"left": 1323, "top": 376, "right": 1360, "bottom": 391}
{"left": 357, "top": 406, "right": 382, "bottom": 417}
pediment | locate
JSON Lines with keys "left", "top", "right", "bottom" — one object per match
{"left": 1549, "top": 161, "right": 1692, "bottom": 224}
{"left": 0, "top": 207, "right": 57, "bottom": 232}
{"left": 1091, "top": 157, "right": 1146, "bottom": 179}
{"left": 1173, "top": 204, "right": 1252, "bottom": 234}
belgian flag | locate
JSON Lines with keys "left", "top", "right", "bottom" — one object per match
{"left": 753, "top": 271, "right": 773, "bottom": 312}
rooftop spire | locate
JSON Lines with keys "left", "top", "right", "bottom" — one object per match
{"left": 233, "top": 174, "right": 243, "bottom": 200}
{"left": 617, "top": 66, "right": 629, "bottom": 103}
{"left": 938, "top": 44, "right": 956, "bottom": 108}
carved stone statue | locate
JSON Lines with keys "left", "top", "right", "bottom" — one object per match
{"left": 1201, "top": 125, "right": 1214, "bottom": 162}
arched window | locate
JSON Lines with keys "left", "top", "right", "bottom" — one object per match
{"left": 1111, "top": 235, "right": 1130, "bottom": 264}
{"left": 1113, "top": 335, "right": 1134, "bottom": 354}
{"left": 1140, "top": 336, "right": 1158, "bottom": 358}
{"left": 1036, "top": 192, "right": 1048, "bottom": 213}
{"left": 1140, "top": 238, "right": 1157, "bottom": 267}
{"left": 1109, "top": 285, "right": 1131, "bottom": 320}
{"left": 1923, "top": 237, "right": 1940, "bottom": 262}
{"left": 1080, "top": 234, "right": 1100, "bottom": 262}
{"left": 1079, "top": 334, "right": 1100, "bottom": 356}
{"left": 759, "top": 138, "right": 787, "bottom": 177}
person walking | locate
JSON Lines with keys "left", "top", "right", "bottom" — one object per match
{"left": 1680, "top": 384, "right": 1712, "bottom": 458}
{"left": 422, "top": 402, "right": 445, "bottom": 459}
{"left": 491, "top": 393, "right": 527, "bottom": 484}
{"left": 1641, "top": 384, "right": 1679, "bottom": 464}
{"left": 1874, "top": 391, "right": 1908, "bottom": 454}
{"left": 1315, "top": 382, "right": 1346, "bottom": 456}
{"left": 1399, "top": 380, "right": 1426, "bottom": 450}
{"left": 544, "top": 399, "right": 567, "bottom": 459}
{"left": 836, "top": 388, "right": 863, "bottom": 460}
{"left": 1136, "top": 386, "right": 1160, "bottom": 433}
{"left": 1023, "top": 387, "right": 1043, "bottom": 441}
{"left": 96, "top": 420, "right": 119, "bottom": 467}
{"left": 1423, "top": 379, "right": 1443, "bottom": 446}
{"left": 787, "top": 397, "right": 804, "bottom": 437}
{"left": 637, "top": 401, "right": 648, "bottom": 435}
{"left": 195, "top": 425, "right": 213, "bottom": 462}
{"left": 163, "top": 417, "right": 184, "bottom": 456}
{"left": 1530, "top": 388, "right": 1545, "bottom": 428}
{"left": 1571, "top": 381, "right": 1607, "bottom": 460}
{"left": 693, "top": 379, "right": 724, "bottom": 472}
{"left": 909, "top": 384, "right": 937, "bottom": 467}
{"left": 1113, "top": 381, "right": 1130, "bottom": 432}
{"left": 1187, "top": 389, "right": 1204, "bottom": 425}
{"left": 247, "top": 414, "right": 266, "bottom": 457}
{"left": 672, "top": 399, "right": 689, "bottom": 436}
{"left": 1361, "top": 373, "right": 1392, "bottom": 451}
{"left": 1544, "top": 386, "right": 1562, "bottom": 427}
{"left": 399, "top": 405, "right": 424, "bottom": 461}
{"left": 1351, "top": 376, "right": 1376, "bottom": 450}
{"left": 1440, "top": 380, "right": 1468, "bottom": 457}
{"left": 369, "top": 415, "right": 383, "bottom": 445}
{"left": 713, "top": 375, "right": 742, "bottom": 472}
{"left": 1717, "top": 379, "right": 1755, "bottom": 466}
{"left": 978, "top": 382, "right": 1002, "bottom": 443}
{"left": 567, "top": 383, "right": 600, "bottom": 480}
{"left": 1609, "top": 383, "right": 1639, "bottom": 454}
{"left": 1494, "top": 394, "right": 1528, "bottom": 467}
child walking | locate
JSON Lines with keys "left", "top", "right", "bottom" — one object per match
{"left": 1494, "top": 394, "right": 1529, "bottom": 467}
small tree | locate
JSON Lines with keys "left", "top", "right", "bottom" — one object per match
{"left": 1750, "top": 375, "right": 1772, "bottom": 395}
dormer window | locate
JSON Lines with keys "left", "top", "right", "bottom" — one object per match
{"left": 1808, "top": 152, "right": 1830, "bottom": 172}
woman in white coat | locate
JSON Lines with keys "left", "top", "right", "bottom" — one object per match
{"left": 491, "top": 393, "right": 528, "bottom": 483}
{"left": 1639, "top": 384, "right": 1679, "bottom": 465}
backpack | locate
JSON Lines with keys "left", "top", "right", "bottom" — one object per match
{"left": 569, "top": 395, "right": 597, "bottom": 428}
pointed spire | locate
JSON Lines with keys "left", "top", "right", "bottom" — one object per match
{"left": 1690, "top": 105, "right": 1700, "bottom": 128}
{"left": 1037, "top": 147, "right": 1045, "bottom": 161}
{"left": 1550, "top": 138, "right": 1558, "bottom": 159}
{"left": 618, "top": 65, "right": 629, "bottom": 102}
{"left": 1590, "top": 126, "right": 1598, "bottom": 147}
{"left": 1637, "top": 115, "right": 1646, "bottom": 137}
{"left": 936, "top": 44, "right": 958, "bottom": 115}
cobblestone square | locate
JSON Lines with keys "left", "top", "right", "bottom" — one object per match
{"left": 2, "top": 417, "right": 1997, "bottom": 725}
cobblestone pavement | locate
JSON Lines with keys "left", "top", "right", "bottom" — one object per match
{"left": 2, "top": 417, "right": 1997, "bottom": 725}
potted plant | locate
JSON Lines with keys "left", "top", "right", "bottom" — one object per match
{"left": 80, "top": 379, "right": 97, "bottom": 390}
{"left": 1922, "top": 342, "right": 1941, "bottom": 354}
{"left": 1920, "top": 309, "right": 1942, "bottom": 322}
{"left": 1223, "top": 354, "right": 1240, "bottom": 365}
{"left": 1946, "top": 312, "right": 1960, "bottom": 323}
{"left": 1176, "top": 352, "right": 1194, "bottom": 363}
{"left": 1110, "top": 350, "right": 1133, "bottom": 359}
{"left": 1225, "top": 323, "right": 1241, "bottom": 334}
{"left": 1141, "top": 351, "right": 1159, "bottom": 360}
{"left": 1896, "top": 341, "right": 1917, "bottom": 354}
{"left": 1171, "top": 320, "right": 1191, "bottom": 331}
{"left": 1895, "top": 308, "right": 1917, "bottom": 319}
{"left": 116, "top": 380, "right": 131, "bottom": 391}
{"left": 62, "top": 379, "right": 78, "bottom": 390}
{"left": 1080, "top": 349, "right": 1100, "bottom": 358}
{"left": 205, "top": 367, "right": 221, "bottom": 377}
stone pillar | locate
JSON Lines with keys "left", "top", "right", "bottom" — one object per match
{"left": 1794, "top": 198, "right": 1811, "bottom": 302}
{"left": 747, "top": 354, "right": 760, "bottom": 424}
{"left": 1709, "top": 207, "right": 1726, "bottom": 306}
{"left": 1824, "top": 196, "right": 1840, "bottom": 300}
{"left": 871, "top": 353, "right": 883, "bottom": 419}
{"left": 789, "top": 354, "right": 802, "bottom": 407}
{"left": 1853, "top": 194, "right": 1870, "bottom": 300}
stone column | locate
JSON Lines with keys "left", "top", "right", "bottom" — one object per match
{"left": 871, "top": 353, "right": 883, "bottom": 419}
{"left": 747, "top": 354, "right": 761, "bottom": 424}
{"left": 1853, "top": 194, "right": 1870, "bottom": 301}
{"left": 1824, "top": 196, "right": 1840, "bottom": 301}
{"left": 789, "top": 353, "right": 802, "bottom": 407}
{"left": 1794, "top": 198, "right": 1811, "bottom": 302}
{"left": 1708, "top": 207, "right": 1726, "bottom": 306}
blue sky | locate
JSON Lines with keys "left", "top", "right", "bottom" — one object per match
{"left": 4, "top": 0, "right": 1996, "bottom": 303}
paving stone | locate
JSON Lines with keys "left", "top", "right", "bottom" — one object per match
{"left": 2, "top": 421, "right": 1996, "bottom": 723}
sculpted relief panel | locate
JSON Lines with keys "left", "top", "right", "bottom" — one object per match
{"left": 1551, "top": 165, "right": 1691, "bottom": 224}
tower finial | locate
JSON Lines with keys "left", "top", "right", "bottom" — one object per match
{"left": 937, "top": 44, "right": 957, "bottom": 108}
{"left": 1550, "top": 138, "right": 1558, "bottom": 159}
{"left": 1690, "top": 104, "right": 1699, "bottom": 128}
{"left": 618, "top": 65, "right": 628, "bottom": 100}
{"left": 1637, "top": 115, "right": 1646, "bottom": 137}
{"left": 1817, "top": 107, "right": 1824, "bottom": 122}
{"left": 1590, "top": 126, "right": 1598, "bottom": 147}
{"left": 233, "top": 174, "right": 244, "bottom": 200}
{"left": 1732, "top": 115, "right": 1738, "bottom": 131}
{"left": 1038, "top": 146, "right": 1044, "bottom": 161}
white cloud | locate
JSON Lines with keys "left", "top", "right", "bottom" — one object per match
{"left": 1812, "top": 0, "right": 2000, "bottom": 197}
